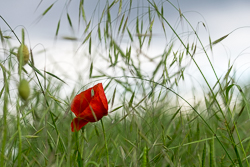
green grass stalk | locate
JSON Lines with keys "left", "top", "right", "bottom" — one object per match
{"left": 147, "top": 1, "right": 242, "bottom": 165}
{"left": 1, "top": 65, "right": 8, "bottom": 167}
{"left": 101, "top": 119, "right": 109, "bottom": 166}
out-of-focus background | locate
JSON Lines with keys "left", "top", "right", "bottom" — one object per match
{"left": 1, "top": 0, "right": 250, "bottom": 96}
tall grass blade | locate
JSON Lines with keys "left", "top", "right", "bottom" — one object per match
{"left": 42, "top": 4, "right": 54, "bottom": 16}
{"left": 84, "top": 20, "right": 91, "bottom": 34}
{"left": 127, "top": 27, "right": 133, "bottom": 42}
{"left": 89, "top": 37, "right": 92, "bottom": 54}
{"left": 118, "top": 14, "right": 125, "bottom": 34}
{"left": 118, "top": 0, "right": 122, "bottom": 15}
{"left": 67, "top": 13, "right": 73, "bottom": 28}
{"left": 1, "top": 64, "right": 8, "bottom": 167}
{"left": 82, "top": 31, "right": 92, "bottom": 45}
{"left": 212, "top": 34, "right": 229, "bottom": 45}
{"left": 142, "top": 146, "right": 148, "bottom": 167}
{"left": 55, "top": 20, "right": 61, "bottom": 36}
{"left": 16, "top": 101, "right": 22, "bottom": 167}
{"left": 202, "top": 142, "right": 206, "bottom": 167}
{"left": 89, "top": 62, "right": 93, "bottom": 78}
{"left": 129, "top": 91, "right": 135, "bottom": 108}
{"left": 209, "top": 136, "right": 215, "bottom": 167}
{"left": 44, "top": 71, "right": 66, "bottom": 84}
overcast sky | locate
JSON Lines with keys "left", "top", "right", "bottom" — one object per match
{"left": 1, "top": 1, "right": 249, "bottom": 38}
{"left": 1, "top": 0, "right": 250, "bottom": 97}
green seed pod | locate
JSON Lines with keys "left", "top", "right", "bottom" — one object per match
{"left": 17, "top": 44, "right": 29, "bottom": 65}
{"left": 18, "top": 79, "right": 30, "bottom": 100}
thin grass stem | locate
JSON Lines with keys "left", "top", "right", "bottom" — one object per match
{"left": 101, "top": 119, "right": 109, "bottom": 167}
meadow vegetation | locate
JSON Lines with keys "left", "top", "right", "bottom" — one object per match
{"left": 1, "top": 0, "right": 250, "bottom": 166}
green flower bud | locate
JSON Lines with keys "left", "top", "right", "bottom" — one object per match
{"left": 17, "top": 44, "right": 29, "bottom": 66}
{"left": 18, "top": 79, "right": 30, "bottom": 100}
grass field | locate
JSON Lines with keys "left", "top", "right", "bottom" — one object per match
{"left": 1, "top": 0, "right": 250, "bottom": 166}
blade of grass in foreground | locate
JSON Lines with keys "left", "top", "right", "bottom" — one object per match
{"left": 201, "top": 142, "right": 206, "bottom": 167}
{"left": 235, "top": 123, "right": 249, "bottom": 166}
{"left": 16, "top": 100, "right": 22, "bottom": 167}
{"left": 164, "top": 6, "right": 245, "bottom": 166}
{"left": 101, "top": 119, "right": 109, "bottom": 167}
{"left": 110, "top": 74, "right": 234, "bottom": 164}
{"left": 0, "top": 63, "right": 8, "bottom": 167}
{"left": 147, "top": 1, "right": 240, "bottom": 165}
{"left": 209, "top": 136, "right": 215, "bottom": 167}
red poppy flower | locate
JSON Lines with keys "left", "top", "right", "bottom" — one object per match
{"left": 71, "top": 83, "right": 108, "bottom": 132}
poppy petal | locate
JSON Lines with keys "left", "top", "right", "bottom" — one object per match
{"left": 70, "top": 83, "right": 108, "bottom": 131}
{"left": 95, "top": 83, "right": 108, "bottom": 112}
{"left": 71, "top": 117, "right": 88, "bottom": 132}
{"left": 71, "top": 88, "right": 92, "bottom": 117}
{"left": 78, "top": 95, "right": 107, "bottom": 122}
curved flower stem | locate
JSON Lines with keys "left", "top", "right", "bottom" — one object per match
{"left": 101, "top": 119, "right": 109, "bottom": 167}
